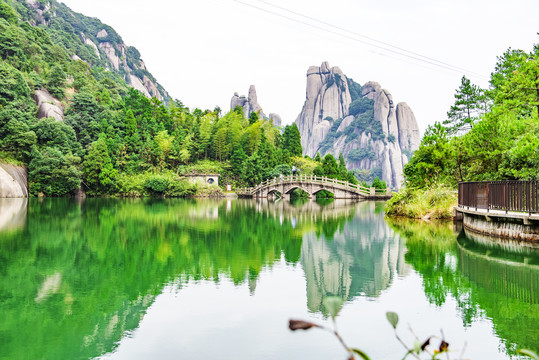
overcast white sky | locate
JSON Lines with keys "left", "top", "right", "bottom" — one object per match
{"left": 60, "top": 0, "right": 539, "bottom": 134}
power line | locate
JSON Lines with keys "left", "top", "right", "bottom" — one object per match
{"left": 230, "top": 0, "right": 490, "bottom": 81}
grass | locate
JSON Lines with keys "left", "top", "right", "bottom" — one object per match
{"left": 384, "top": 184, "right": 457, "bottom": 220}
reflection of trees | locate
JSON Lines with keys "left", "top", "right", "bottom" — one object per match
{"left": 301, "top": 201, "right": 409, "bottom": 314}
{"left": 0, "top": 198, "right": 312, "bottom": 360}
{"left": 388, "top": 218, "right": 539, "bottom": 355}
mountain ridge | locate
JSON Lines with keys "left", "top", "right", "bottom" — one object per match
{"left": 9, "top": 0, "right": 170, "bottom": 102}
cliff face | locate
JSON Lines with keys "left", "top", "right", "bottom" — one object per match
{"left": 22, "top": 0, "right": 170, "bottom": 102}
{"left": 230, "top": 85, "right": 282, "bottom": 126}
{"left": 0, "top": 164, "right": 28, "bottom": 198}
{"left": 295, "top": 62, "right": 420, "bottom": 189}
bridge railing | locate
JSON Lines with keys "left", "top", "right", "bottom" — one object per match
{"left": 458, "top": 181, "right": 539, "bottom": 214}
{"left": 237, "top": 175, "right": 392, "bottom": 197}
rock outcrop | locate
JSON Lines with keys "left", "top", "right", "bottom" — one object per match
{"left": 230, "top": 85, "right": 282, "bottom": 125}
{"left": 296, "top": 62, "right": 352, "bottom": 157}
{"left": 35, "top": 89, "right": 64, "bottom": 121}
{"left": 295, "top": 62, "right": 420, "bottom": 189}
{"left": 269, "top": 113, "right": 282, "bottom": 127}
{"left": 0, "top": 163, "right": 28, "bottom": 198}
{"left": 24, "top": 1, "right": 170, "bottom": 103}
{"left": 230, "top": 85, "right": 265, "bottom": 119}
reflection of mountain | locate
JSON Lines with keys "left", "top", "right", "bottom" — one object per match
{"left": 1, "top": 198, "right": 362, "bottom": 360}
{"left": 0, "top": 198, "right": 27, "bottom": 233}
{"left": 301, "top": 201, "right": 409, "bottom": 313}
{"left": 388, "top": 219, "right": 539, "bottom": 355}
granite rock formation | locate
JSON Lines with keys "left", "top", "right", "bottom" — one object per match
{"left": 35, "top": 89, "right": 64, "bottom": 121}
{"left": 24, "top": 0, "right": 170, "bottom": 102}
{"left": 230, "top": 85, "right": 282, "bottom": 125}
{"left": 295, "top": 62, "right": 420, "bottom": 189}
{"left": 0, "top": 163, "right": 28, "bottom": 198}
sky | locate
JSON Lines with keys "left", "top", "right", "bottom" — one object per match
{"left": 59, "top": 0, "right": 539, "bottom": 134}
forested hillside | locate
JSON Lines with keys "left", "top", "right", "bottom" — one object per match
{"left": 0, "top": 0, "right": 362, "bottom": 197}
{"left": 386, "top": 38, "right": 539, "bottom": 218}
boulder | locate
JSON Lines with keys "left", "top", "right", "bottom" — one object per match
{"left": 0, "top": 163, "right": 28, "bottom": 198}
{"left": 97, "top": 29, "right": 108, "bottom": 38}
{"left": 35, "top": 89, "right": 63, "bottom": 121}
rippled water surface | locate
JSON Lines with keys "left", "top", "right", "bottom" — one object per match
{"left": 0, "top": 198, "right": 537, "bottom": 359}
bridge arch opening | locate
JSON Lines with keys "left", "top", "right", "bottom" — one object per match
{"left": 286, "top": 187, "right": 310, "bottom": 199}
{"left": 313, "top": 189, "right": 335, "bottom": 199}
{"left": 267, "top": 189, "right": 282, "bottom": 199}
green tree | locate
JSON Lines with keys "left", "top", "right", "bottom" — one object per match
{"left": 322, "top": 154, "right": 339, "bottom": 179}
{"left": 372, "top": 176, "right": 387, "bottom": 190}
{"left": 403, "top": 122, "right": 452, "bottom": 187}
{"left": 0, "top": 2, "right": 18, "bottom": 23}
{"left": 230, "top": 145, "right": 246, "bottom": 178}
{"left": 248, "top": 111, "right": 259, "bottom": 125}
{"left": 29, "top": 147, "right": 81, "bottom": 196}
{"left": 338, "top": 153, "right": 347, "bottom": 180}
{"left": 282, "top": 123, "right": 303, "bottom": 157}
{"left": 47, "top": 65, "right": 66, "bottom": 99}
{"left": 241, "top": 153, "right": 263, "bottom": 186}
{"left": 31, "top": 117, "right": 82, "bottom": 156}
{"left": 83, "top": 137, "right": 117, "bottom": 195}
{"left": 444, "top": 76, "right": 488, "bottom": 135}
{"left": 493, "top": 53, "right": 539, "bottom": 119}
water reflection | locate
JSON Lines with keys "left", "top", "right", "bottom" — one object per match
{"left": 1, "top": 199, "right": 537, "bottom": 360}
{"left": 301, "top": 201, "right": 409, "bottom": 313}
{"left": 388, "top": 218, "right": 539, "bottom": 355}
{"left": 0, "top": 198, "right": 27, "bottom": 233}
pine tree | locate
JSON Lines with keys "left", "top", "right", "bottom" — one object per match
{"left": 444, "top": 76, "right": 488, "bottom": 135}
{"left": 282, "top": 123, "right": 303, "bottom": 157}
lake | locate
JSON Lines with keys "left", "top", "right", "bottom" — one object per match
{"left": 0, "top": 198, "right": 537, "bottom": 359}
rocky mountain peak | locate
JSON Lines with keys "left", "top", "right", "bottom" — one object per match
{"left": 230, "top": 86, "right": 281, "bottom": 126}
{"left": 295, "top": 62, "right": 420, "bottom": 189}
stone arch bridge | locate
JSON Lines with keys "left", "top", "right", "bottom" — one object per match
{"left": 237, "top": 175, "right": 392, "bottom": 200}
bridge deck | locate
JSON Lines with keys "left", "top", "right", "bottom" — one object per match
{"left": 237, "top": 175, "right": 392, "bottom": 199}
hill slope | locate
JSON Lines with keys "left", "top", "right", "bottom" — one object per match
{"left": 8, "top": 0, "right": 170, "bottom": 102}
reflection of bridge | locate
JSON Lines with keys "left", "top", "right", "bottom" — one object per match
{"left": 237, "top": 175, "right": 392, "bottom": 200}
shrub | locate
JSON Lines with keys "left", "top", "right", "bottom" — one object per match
{"left": 144, "top": 176, "right": 168, "bottom": 194}
{"left": 384, "top": 184, "right": 457, "bottom": 219}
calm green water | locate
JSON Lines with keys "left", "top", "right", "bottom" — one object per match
{"left": 0, "top": 198, "right": 537, "bottom": 360}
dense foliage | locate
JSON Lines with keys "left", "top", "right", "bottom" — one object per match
{"left": 0, "top": 0, "right": 312, "bottom": 197}
{"left": 403, "top": 40, "right": 539, "bottom": 189}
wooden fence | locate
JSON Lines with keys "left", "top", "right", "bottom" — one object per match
{"left": 458, "top": 181, "right": 539, "bottom": 214}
